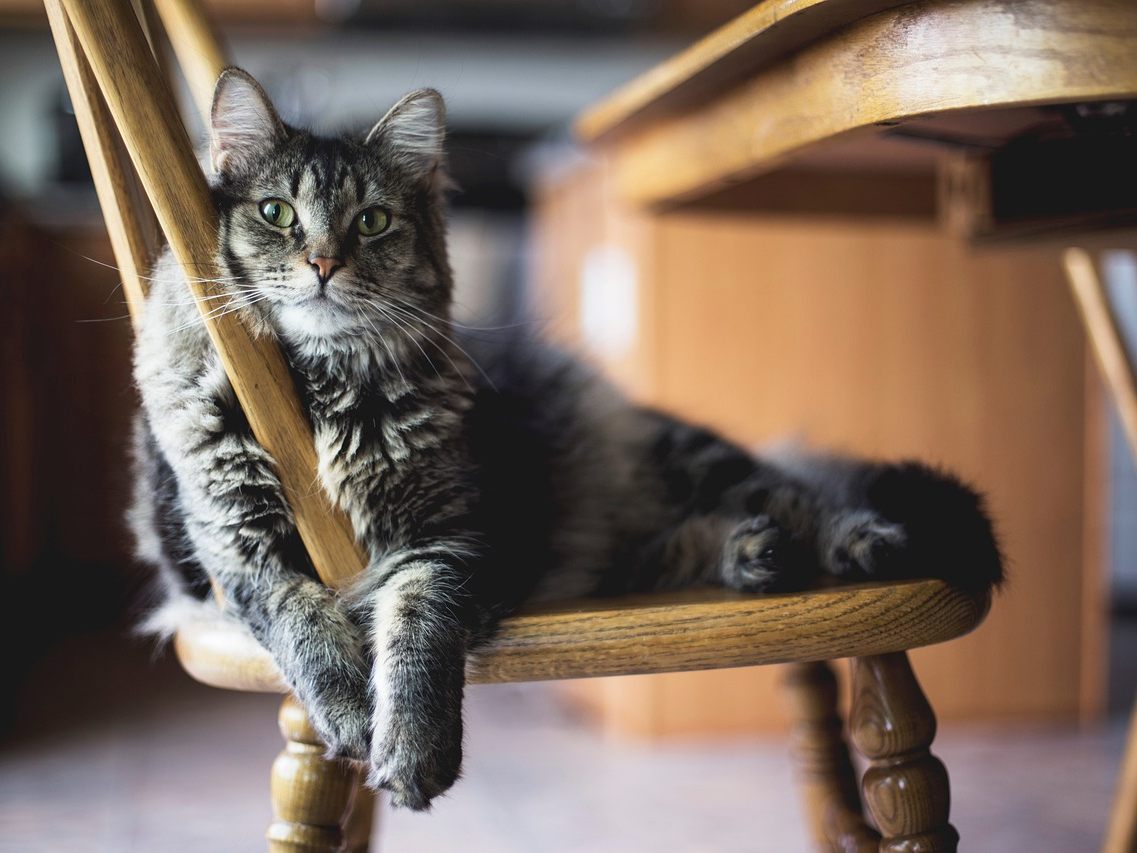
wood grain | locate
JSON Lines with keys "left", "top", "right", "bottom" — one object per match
{"left": 576, "top": 0, "right": 912, "bottom": 142}
{"left": 781, "top": 661, "right": 879, "bottom": 852}
{"left": 151, "top": 0, "right": 226, "bottom": 121}
{"left": 174, "top": 580, "right": 988, "bottom": 694}
{"left": 342, "top": 786, "right": 376, "bottom": 853}
{"left": 851, "top": 653, "right": 958, "bottom": 851}
{"left": 136, "top": 0, "right": 175, "bottom": 92}
{"left": 583, "top": 0, "right": 1137, "bottom": 206}
{"left": 44, "top": 0, "right": 160, "bottom": 329}
{"left": 267, "top": 696, "right": 361, "bottom": 853}
{"left": 57, "top": 0, "right": 366, "bottom": 588}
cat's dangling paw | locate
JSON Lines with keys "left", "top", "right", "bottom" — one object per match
{"left": 304, "top": 680, "right": 372, "bottom": 762}
{"left": 366, "top": 689, "right": 464, "bottom": 810}
{"left": 720, "top": 515, "right": 803, "bottom": 592}
{"left": 824, "top": 510, "right": 908, "bottom": 580}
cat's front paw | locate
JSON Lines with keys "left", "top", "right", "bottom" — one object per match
{"left": 720, "top": 515, "right": 806, "bottom": 592}
{"left": 367, "top": 690, "right": 463, "bottom": 810}
{"left": 297, "top": 673, "right": 372, "bottom": 768}
{"left": 304, "top": 679, "right": 372, "bottom": 762}
{"left": 825, "top": 510, "right": 908, "bottom": 580}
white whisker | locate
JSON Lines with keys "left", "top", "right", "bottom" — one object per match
{"left": 382, "top": 298, "right": 497, "bottom": 392}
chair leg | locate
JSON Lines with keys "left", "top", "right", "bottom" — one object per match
{"left": 782, "top": 662, "right": 880, "bottom": 852}
{"left": 343, "top": 785, "right": 379, "bottom": 852}
{"left": 267, "top": 695, "right": 362, "bottom": 853}
{"left": 850, "top": 653, "right": 959, "bottom": 852}
{"left": 1104, "top": 700, "right": 1137, "bottom": 853}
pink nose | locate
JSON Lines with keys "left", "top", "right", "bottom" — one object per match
{"left": 308, "top": 255, "right": 343, "bottom": 282}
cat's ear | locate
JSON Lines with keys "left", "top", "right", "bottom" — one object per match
{"left": 210, "top": 67, "right": 285, "bottom": 175}
{"left": 364, "top": 88, "right": 446, "bottom": 180}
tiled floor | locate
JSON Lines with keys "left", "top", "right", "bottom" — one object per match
{"left": 0, "top": 633, "right": 1127, "bottom": 852}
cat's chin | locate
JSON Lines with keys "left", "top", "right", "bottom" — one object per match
{"left": 276, "top": 300, "right": 356, "bottom": 339}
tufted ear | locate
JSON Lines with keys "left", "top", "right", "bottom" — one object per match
{"left": 364, "top": 88, "right": 446, "bottom": 180}
{"left": 210, "top": 67, "right": 285, "bottom": 175}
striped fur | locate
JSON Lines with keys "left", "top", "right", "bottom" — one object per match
{"left": 131, "top": 67, "right": 1003, "bottom": 810}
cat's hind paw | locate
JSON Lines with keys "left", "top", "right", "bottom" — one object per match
{"left": 720, "top": 515, "right": 806, "bottom": 593}
{"left": 824, "top": 510, "right": 908, "bottom": 580}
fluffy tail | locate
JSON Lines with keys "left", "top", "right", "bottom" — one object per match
{"left": 851, "top": 461, "right": 1005, "bottom": 597}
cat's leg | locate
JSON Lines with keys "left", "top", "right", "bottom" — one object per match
{"left": 816, "top": 508, "right": 908, "bottom": 581}
{"left": 644, "top": 425, "right": 905, "bottom": 590}
{"left": 763, "top": 452, "right": 1003, "bottom": 594}
{"left": 648, "top": 513, "right": 806, "bottom": 593}
{"left": 140, "top": 359, "right": 371, "bottom": 759}
{"left": 719, "top": 513, "right": 807, "bottom": 592}
{"left": 199, "top": 525, "right": 372, "bottom": 761}
{"left": 347, "top": 549, "right": 471, "bottom": 810}
{"left": 307, "top": 369, "right": 481, "bottom": 808}
{"left": 642, "top": 418, "right": 817, "bottom": 592}
{"left": 755, "top": 472, "right": 909, "bottom": 584}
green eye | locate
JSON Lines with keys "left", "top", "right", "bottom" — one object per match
{"left": 259, "top": 199, "right": 295, "bottom": 228}
{"left": 356, "top": 207, "right": 391, "bottom": 237}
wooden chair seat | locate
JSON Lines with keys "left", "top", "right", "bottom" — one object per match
{"left": 174, "top": 579, "right": 987, "bottom": 693}
{"left": 46, "top": 1, "right": 1000, "bottom": 848}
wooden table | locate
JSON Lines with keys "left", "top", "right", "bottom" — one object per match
{"left": 576, "top": 0, "right": 1137, "bottom": 240}
{"left": 555, "top": 4, "right": 1137, "bottom": 849}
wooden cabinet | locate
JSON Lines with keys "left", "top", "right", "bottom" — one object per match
{"left": 533, "top": 160, "right": 1104, "bottom": 734}
{"left": 0, "top": 214, "right": 139, "bottom": 624}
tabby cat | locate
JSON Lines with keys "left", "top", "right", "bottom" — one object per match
{"left": 131, "top": 67, "right": 1003, "bottom": 810}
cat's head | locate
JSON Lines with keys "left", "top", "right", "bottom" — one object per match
{"left": 209, "top": 67, "right": 451, "bottom": 343}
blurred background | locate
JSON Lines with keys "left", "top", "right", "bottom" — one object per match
{"left": 0, "top": 0, "right": 1134, "bottom": 850}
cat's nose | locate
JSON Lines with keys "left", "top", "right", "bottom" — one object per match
{"left": 308, "top": 255, "right": 343, "bottom": 283}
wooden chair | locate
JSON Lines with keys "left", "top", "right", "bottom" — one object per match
{"left": 45, "top": 0, "right": 991, "bottom": 849}
{"left": 1066, "top": 250, "right": 1137, "bottom": 853}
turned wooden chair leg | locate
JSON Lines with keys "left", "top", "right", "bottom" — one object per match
{"left": 343, "top": 785, "right": 378, "bottom": 852}
{"left": 267, "top": 695, "right": 364, "bottom": 853}
{"left": 1104, "top": 700, "right": 1137, "bottom": 853}
{"left": 850, "top": 653, "right": 958, "bottom": 852}
{"left": 782, "top": 661, "right": 880, "bottom": 852}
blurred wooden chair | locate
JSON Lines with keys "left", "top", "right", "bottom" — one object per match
{"left": 1066, "top": 250, "right": 1137, "bottom": 853}
{"left": 46, "top": 0, "right": 991, "bottom": 850}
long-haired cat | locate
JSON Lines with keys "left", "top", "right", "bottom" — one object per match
{"left": 130, "top": 67, "right": 1002, "bottom": 810}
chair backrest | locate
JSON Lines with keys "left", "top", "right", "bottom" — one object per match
{"left": 149, "top": 0, "right": 227, "bottom": 123}
{"left": 44, "top": 0, "right": 366, "bottom": 588}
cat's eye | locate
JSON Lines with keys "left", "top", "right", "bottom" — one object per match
{"left": 259, "top": 199, "right": 295, "bottom": 228}
{"left": 355, "top": 207, "right": 391, "bottom": 237}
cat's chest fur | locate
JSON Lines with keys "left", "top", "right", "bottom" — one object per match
{"left": 288, "top": 342, "right": 470, "bottom": 546}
